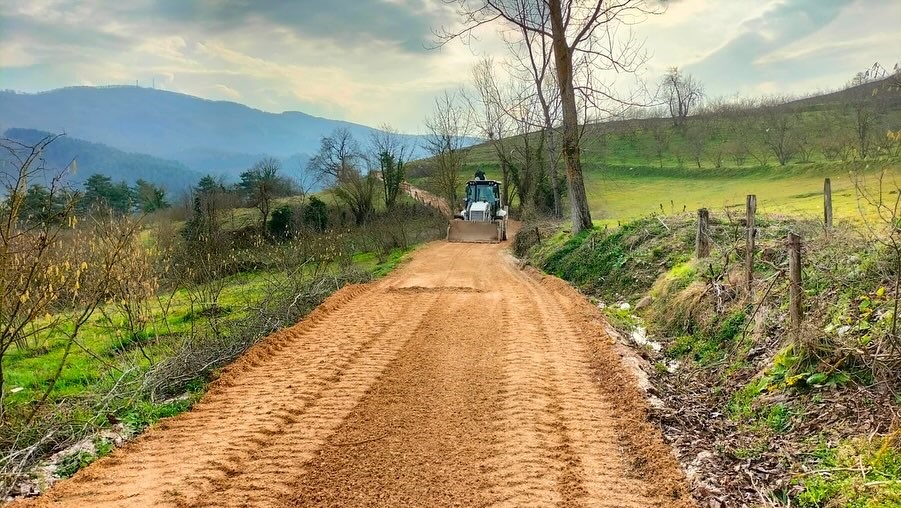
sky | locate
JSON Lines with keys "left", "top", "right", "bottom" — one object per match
{"left": 0, "top": 0, "right": 899, "bottom": 132}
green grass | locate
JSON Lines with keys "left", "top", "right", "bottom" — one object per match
{"left": 793, "top": 436, "right": 901, "bottom": 507}
{"left": 452, "top": 99, "right": 901, "bottom": 224}
{"left": 580, "top": 162, "right": 901, "bottom": 223}
{"left": 353, "top": 247, "right": 413, "bottom": 278}
{"left": 2, "top": 248, "right": 410, "bottom": 410}
{"left": 456, "top": 155, "right": 901, "bottom": 225}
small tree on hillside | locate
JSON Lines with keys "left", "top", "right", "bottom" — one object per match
{"left": 370, "top": 125, "right": 411, "bottom": 210}
{"left": 759, "top": 99, "right": 797, "bottom": 166}
{"left": 80, "top": 174, "right": 133, "bottom": 215}
{"left": 684, "top": 116, "right": 709, "bottom": 168}
{"left": 845, "top": 93, "right": 877, "bottom": 160}
{"left": 239, "top": 158, "right": 292, "bottom": 235}
{"left": 647, "top": 118, "right": 671, "bottom": 168}
{"left": 135, "top": 179, "right": 169, "bottom": 213}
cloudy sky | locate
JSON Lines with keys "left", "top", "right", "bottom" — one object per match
{"left": 0, "top": 0, "right": 898, "bottom": 132}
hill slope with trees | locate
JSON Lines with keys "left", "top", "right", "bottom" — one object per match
{"left": 2, "top": 128, "right": 203, "bottom": 192}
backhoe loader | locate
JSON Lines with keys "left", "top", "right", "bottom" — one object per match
{"left": 446, "top": 179, "right": 508, "bottom": 243}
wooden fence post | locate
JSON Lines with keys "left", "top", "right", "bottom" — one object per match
{"left": 788, "top": 232, "right": 803, "bottom": 341}
{"left": 746, "top": 195, "right": 757, "bottom": 293}
{"left": 696, "top": 208, "right": 710, "bottom": 258}
{"left": 824, "top": 178, "right": 833, "bottom": 230}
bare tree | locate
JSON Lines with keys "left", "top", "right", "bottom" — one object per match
{"left": 660, "top": 66, "right": 703, "bottom": 127}
{"left": 842, "top": 63, "right": 899, "bottom": 160}
{"left": 470, "top": 58, "right": 515, "bottom": 205}
{"left": 506, "top": 14, "right": 564, "bottom": 217}
{"left": 439, "top": 0, "right": 656, "bottom": 233}
{"left": 846, "top": 90, "right": 878, "bottom": 160}
{"left": 293, "top": 167, "right": 321, "bottom": 207}
{"left": 307, "top": 127, "right": 361, "bottom": 183}
{"left": 725, "top": 139, "right": 750, "bottom": 167}
{"left": 794, "top": 111, "right": 816, "bottom": 163}
{"left": 469, "top": 58, "right": 556, "bottom": 217}
{"left": 703, "top": 99, "right": 735, "bottom": 169}
{"left": 758, "top": 98, "right": 797, "bottom": 166}
{"left": 507, "top": 93, "right": 549, "bottom": 218}
{"left": 333, "top": 169, "right": 377, "bottom": 226}
{"left": 424, "top": 90, "right": 472, "bottom": 208}
{"left": 684, "top": 115, "right": 709, "bottom": 168}
{"left": 647, "top": 117, "right": 670, "bottom": 168}
{"left": 310, "top": 129, "right": 375, "bottom": 225}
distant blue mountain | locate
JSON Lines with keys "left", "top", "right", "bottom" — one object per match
{"left": 2, "top": 128, "right": 205, "bottom": 192}
{"left": 0, "top": 86, "right": 435, "bottom": 178}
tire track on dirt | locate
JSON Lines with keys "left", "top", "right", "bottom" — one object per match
{"left": 512, "top": 266, "right": 654, "bottom": 506}
{"left": 184, "top": 289, "right": 445, "bottom": 507}
{"left": 482, "top": 261, "right": 654, "bottom": 507}
{"left": 284, "top": 288, "right": 504, "bottom": 507}
{"left": 22, "top": 285, "right": 438, "bottom": 508}
{"left": 18, "top": 238, "right": 694, "bottom": 508}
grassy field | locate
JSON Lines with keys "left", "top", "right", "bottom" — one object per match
{"left": 452, "top": 153, "right": 901, "bottom": 227}
{"left": 443, "top": 82, "right": 901, "bottom": 225}
{"left": 580, "top": 162, "right": 901, "bottom": 226}
{"left": 453, "top": 126, "right": 901, "bottom": 226}
{"left": 2, "top": 246, "right": 410, "bottom": 410}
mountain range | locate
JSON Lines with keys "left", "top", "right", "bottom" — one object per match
{"left": 0, "top": 86, "right": 440, "bottom": 190}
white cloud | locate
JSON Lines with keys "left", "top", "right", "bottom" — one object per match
{"left": 0, "top": 0, "right": 898, "bottom": 130}
{"left": 211, "top": 83, "right": 241, "bottom": 100}
{"left": 0, "top": 42, "right": 36, "bottom": 67}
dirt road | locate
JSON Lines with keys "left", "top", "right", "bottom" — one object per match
{"left": 21, "top": 240, "right": 692, "bottom": 508}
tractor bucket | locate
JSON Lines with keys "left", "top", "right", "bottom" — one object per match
{"left": 446, "top": 219, "right": 503, "bottom": 244}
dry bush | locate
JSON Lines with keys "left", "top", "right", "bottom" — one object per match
{"left": 511, "top": 221, "right": 559, "bottom": 258}
{"left": 361, "top": 203, "right": 446, "bottom": 262}
{"left": 144, "top": 268, "right": 370, "bottom": 400}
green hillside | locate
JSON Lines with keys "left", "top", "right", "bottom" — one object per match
{"left": 449, "top": 76, "right": 901, "bottom": 223}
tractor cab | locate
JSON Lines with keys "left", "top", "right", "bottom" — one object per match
{"left": 447, "top": 179, "right": 508, "bottom": 243}
{"left": 463, "top": 180, "right": 502, "bottom": 221}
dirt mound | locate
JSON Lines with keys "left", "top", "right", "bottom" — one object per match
{"left": 387, "top": 285, "right": 483, "bottom": 294}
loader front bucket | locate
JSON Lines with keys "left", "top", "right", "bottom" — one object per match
{"left": 446, "top": 219, "right": 502, "bottom": 243}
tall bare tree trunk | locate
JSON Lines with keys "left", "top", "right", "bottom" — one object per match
{"left": 541, "top": 125, "right": 561, "bottom": 219}
{"left": 548, "top": 0, "right": 592, "bottom": 232}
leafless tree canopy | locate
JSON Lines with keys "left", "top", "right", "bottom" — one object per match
{"left": 425, "top": 91, "right": 473, "bottom": 207}
{"left": 660, "top": 66, "right": 703, "bottom": 127}
{"left": 437, "top": 0, "right": 658, "bottom": 231}
{"left": 307, "top": 127, "right": 362, "bottom": 183}
{"left": 439, "top": 0, "right": 654, "bottom": 119}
